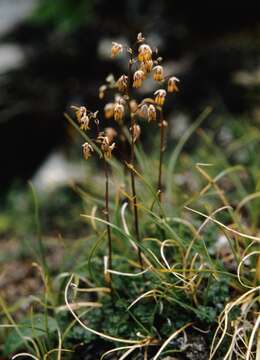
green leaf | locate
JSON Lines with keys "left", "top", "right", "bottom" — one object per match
{"left": 4, "top": 314, "right": 58, "bottom": 355}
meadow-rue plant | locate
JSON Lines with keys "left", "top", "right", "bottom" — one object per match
{"left": 6, "top": 31, "right": 260, "bottom": 360}
{"left": 72, "top": 33, "right": 181, "bottom": 272}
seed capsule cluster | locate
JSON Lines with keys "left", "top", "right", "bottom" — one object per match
{"left": 98, "top": 32, "right": 180, "bottom": 141}
{"left": 71, "top": 32, "right": 180, "bottom": 162}
{"left": 71, "top": 105, "right": 116, "bottom": 161}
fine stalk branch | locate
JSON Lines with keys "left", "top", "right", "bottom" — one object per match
{"left": 127, "top": 55, "right": 143, "bottom": 270}
{"left": 158, "top": 109, "right": 165, "bottom": 202}
{"left": 103, "top": 155, "right": 113, "bottom": 289}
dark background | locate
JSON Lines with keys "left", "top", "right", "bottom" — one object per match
{"left": 1, "top": 0, "right": 260, "bottom": 190}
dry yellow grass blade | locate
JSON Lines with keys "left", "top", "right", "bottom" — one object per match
{"left": 65, "top": 274, "right": 146, "bottom": 344}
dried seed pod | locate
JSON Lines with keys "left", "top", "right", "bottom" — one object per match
{"left": 99, "top": 85, "right": 107, "bottom": 99}
{"left": 97, "top": 135, "right": 115, "bottom": 159}
{"left": 82, "top": 142, "right": 94, "bottom": 160}
{"left": 116, "top": 74, "right": 128, "bottom": 92}
{"left": 130, "top": 124, "right": 141, "bottom": 143}
{"left": 140, "top": 60, "right": 153, "bottom": 73}
{"left": 153, "top": 65, "right": 164, "bottom": 81}
{"left": 104, "top": 103, "right": 115, "bottom": 119}
{"left": 137, "top": 32, "right": 145, "bottom": 42}
{"left": 104, "top": 127, "right": 117, "bottom": 143}
{"left": 133, "top": 70, "right": 145, "bottom": 88}
{"left": 129, "top": 99, "right": 138, "bottom": 113}
{"left": 138, "top": 44, "right": 152, "bottom": 62}
{"left": 105, "top": 142, "right": 115, "bottom": 159}
{"left": 154, "top": 89, "right": 167, "bottom": 106}
{"left": 167, "top": 76, "right": 180, "bottom": 93}
{"left": 114, "top": 94, "right": 126, "bottom": 105}
{"left": 72, "top": 106, "right": 87, "bottom": 123}
{"left": 79, "top": 115, "right": 90, "bottom": 130}
{"left": 138, "top": 103, "right": 148, "bottom": 119}
{"left": 147, "top": 104, "right": 157, "bottom": 122}
{"left": 114, "top": 103, "right": 125, "bottom": 122}
{"left": 111, "top": 42, "right": 123, "bottom": 58}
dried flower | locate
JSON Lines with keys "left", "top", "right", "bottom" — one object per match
{"left": 71, "top": 106, "right": 86, "bottom": 122}
{"left": 106, "top": 73, "right": 115, "bottom": 84}
{"left": 154, "top": 89, "right": 167, "bottom": 106}
{"left": 114, "top": 94, "right": 125, "bottom": 105}
{"left": 104, "top": 103, "right": 115, "bottom": 119}
{"left": 82, "top": 142, "right": 94, "bottom": 160}
{"left": 99, "top": 85, "right": 107, "bottom": 99}
{"left": 116, "top": 75, "right": 128, "bottom": 92}
{"left": 138, "top": 103, "right": 148, "bottom": 119}
{"left": 104, "top": 127, "right": 117, "bottom": 143}
{"left": 133, "top": 70, "right": 145, "bottom": 88}
{"left": 129, "top": 99, "right": 138, "bottom": 113}
{"left": 167, "top": 76, "right": 180, "bottom": 93}
{"left": 137, "top": 32, "right": 145, "bottom": 43}
{"left": 130, "top": 124, "right": 141, "bottom": 143}
{"left": 153, "top": 65, "right": 164, "bottom": 81}
{"left": 114, "top": 103, "right": 125, "bottom": 122}
{"left": 147, "top": 104, "right": 157, "bottom": 122}
{"left": 111, "top": 42, "right": 123, "bottom": 58}
{"left": 138, "top": 44, "right": 152, "bottom": 62}
{"left": 140, "top": 60, "right": 153, "bottom": 73}
{"left": 97, "top": 135, "right": 115, "bottom": 159}
{"left": 79, "top": 114, "right": 90, "bottom": 130}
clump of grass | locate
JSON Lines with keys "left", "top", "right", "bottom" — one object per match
{"left": 1, "top": 32, "right": 260, "bottom": 360}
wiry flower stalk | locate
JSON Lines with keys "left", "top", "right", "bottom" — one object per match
{"left": 158, "top": 113, "right": 164, "bottom": 202}
{"left": 96, "top": 130, "right": 116, "bottom": 289}
{"left": 72, "top": 106, "right": 116, "bottom": 291}
{"left": 103, "top": 154, "right": 113, "bottom": 288}
{"left": 157, "top": 109, "right": 167, "bottom": 202}
{"left": 127, "top": 54, "right": 143, "bottom": 270}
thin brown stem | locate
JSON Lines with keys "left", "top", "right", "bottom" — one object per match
{"left": 158, "top": 109, "right": 165, "bottom": 202}
{"left": 127, "top": 55, "right": 143, "bottom": 270}
{"left": 104, "top": 155, "right": 113, "bottom": 289}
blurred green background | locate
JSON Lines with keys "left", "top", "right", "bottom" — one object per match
{"left": 0, "top": 0, "right": 260, "bottom": 239}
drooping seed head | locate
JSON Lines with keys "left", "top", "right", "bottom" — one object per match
{"left": 114, "top": 103, "right": 125, "bottom": 122}
{"left": 138, "top": 44, "right": 152, "bottom": 62}
{"left": 133, "top": 70, "right": 145, "bottom": 88}
{"left": 154, "top": 89, "right": 167, "bottom": 106}
{"left": 167, "top": 76, "right": 180, "bottom": 93}
{"left": 97, "top": 135, "right": 115, "bottom": 159}
{"left": 138, "top": 103, "right": 148, "bottom": 119}
{"left": 111, "top": 42, "right": 123, "bottom": 58}
{"left": 147, "top": 104, "right": 157, "bottom": 122}
{"left": 104, "top": 103, "right": 115, "bottom": 119}
{"left": 99, "top": 85, "right": 107, "bottom": 99}
{"left": 116, "top": 74, "right": 128, "bottom": 92}
{"left": 82, "top": 142, "right": 94, "bottom": 160}
{"left": 137, "top": 32, "right": 145, "bottom": 43}
{"left": 104, "top": 127, "right": 117, "bottom": 143}
{"left": 153, "top": 65, "right": 164, "bottom": 81}
{"left": 114, "top": 94, "right": 126, "bottom": 105}
{"left": 140, "top": 60, "right": 153, "bottom": 73}
{"left": 79, "top": 115, "right": 90, "bottom": 130}
{"left": 129, "top": 99, "right": 138, "bottom": 113}
{"left": 72, "top": 106, "right": 87, "bottom": 123}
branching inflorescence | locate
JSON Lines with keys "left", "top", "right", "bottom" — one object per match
{"left": 71, "top": 32, "right": 180, "bottom": 287}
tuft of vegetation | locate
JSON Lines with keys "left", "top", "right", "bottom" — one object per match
{"left": 1, "top": 32, "right": 260, "bottom": 360}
